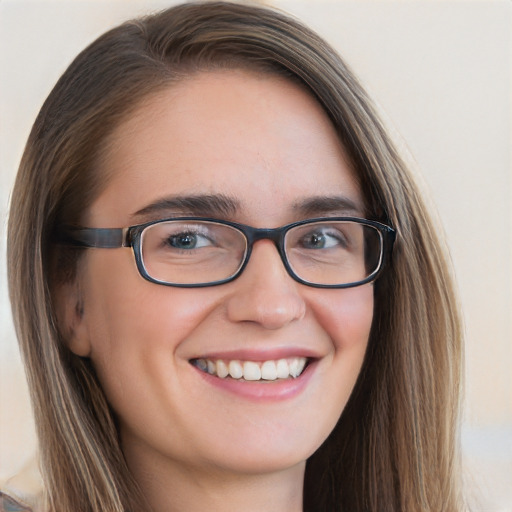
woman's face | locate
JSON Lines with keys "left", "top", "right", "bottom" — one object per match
{"left": 66, "top": 70, "right": 374, "bottom": 478}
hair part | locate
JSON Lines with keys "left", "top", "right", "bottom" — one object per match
{"left": 8, "top": 2, "right": 463, "bottom": 511}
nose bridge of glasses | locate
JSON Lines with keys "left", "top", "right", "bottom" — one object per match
{"left": 244, "top": 226, "right": 288, "bottom": 269}
{"left": 249, "top": 227, "right": 282, "bottom": 242}
{"left": 246, "top": 226, "right": 286, "bottom": 255}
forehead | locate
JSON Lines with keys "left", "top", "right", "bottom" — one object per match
{"left": 87, "top": 69, "right": 363, "bottom": 227}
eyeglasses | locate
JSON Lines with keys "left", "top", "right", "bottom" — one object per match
{"left": 58, "top": 217, "right": 395, "bottom": 288}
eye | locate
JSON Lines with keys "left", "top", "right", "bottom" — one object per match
{"left": 166, "top": 231, "right": 213, "bottom": 250}
{"left": 299, "top": 229, "right": 346, "bottom": 249}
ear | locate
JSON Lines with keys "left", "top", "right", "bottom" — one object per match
{"left": 54, "top": 279, "right": 92, "bottom": 357}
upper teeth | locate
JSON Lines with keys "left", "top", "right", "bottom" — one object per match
{"left": 192, "top": 357, "right": 308, "bottom": 381}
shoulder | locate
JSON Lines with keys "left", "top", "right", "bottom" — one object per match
{"left": 0, "top": 491, "right": 33, "bottom": 512}
{"left": 1, "top": 456, "right": 44, "bottom": 512}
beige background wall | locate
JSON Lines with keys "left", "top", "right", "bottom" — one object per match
{"left": 1, "top": 0, "right": 510, "bottom": 509}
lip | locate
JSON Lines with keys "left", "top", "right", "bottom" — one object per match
{"left": 190, "top": 357, "right": 318, "bottom": 401}
{"left": 189, "top": 347, "right": 322, "bottom": 362}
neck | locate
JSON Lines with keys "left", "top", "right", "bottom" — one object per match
{"left": 134, "top": 459, "right": 305, "bottom": 512}
{"left": 123, "top": 440, "right": 306, "bottom": 512}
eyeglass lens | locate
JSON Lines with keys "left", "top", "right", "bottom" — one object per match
{"left": 140, "top": 220, "right": 382, "bottom": 286}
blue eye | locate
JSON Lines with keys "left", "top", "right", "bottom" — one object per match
{"left": 167, "top": 232, "right": 212, "bottom": 250}
{"left": 299, "top": 229, "right": 346, "bottom": 249}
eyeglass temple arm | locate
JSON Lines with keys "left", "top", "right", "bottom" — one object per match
{"left": 57, "top": 227, "right": 129, "bottom": 248}
{"left": 383, "top": 227, "right": 397, "bottom": 265}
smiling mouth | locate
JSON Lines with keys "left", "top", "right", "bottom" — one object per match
{"left": 190, "top": 357, "right": 309, "bottom": 381}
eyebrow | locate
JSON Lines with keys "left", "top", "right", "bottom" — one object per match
{"left": 132, "top": 193, "right": 363, "bottom": 223}
{"left": 292, "top": 195, "right": 363, "bottom": 217}
{"left": 132, "top": 194, "right": 240, "bottom": 221}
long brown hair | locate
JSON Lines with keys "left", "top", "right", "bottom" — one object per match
{"left": 7, "top": 2, "right": 463, "bottom": 510}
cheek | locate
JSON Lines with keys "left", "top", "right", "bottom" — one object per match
{"left": 79, "top": 251, "right": 218, "bottom": 389}
{"left": 308, "top": 284, "right": 374, "bottom": 352}
{"left": 299, "top": 285, "right": 373, "bottom": 446}
{"left": 84, "top": 250, "right": 213, "bottom": 334}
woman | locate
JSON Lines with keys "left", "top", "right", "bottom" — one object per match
{"left": 5, "top": 2, "right": 463, "bottom": 511}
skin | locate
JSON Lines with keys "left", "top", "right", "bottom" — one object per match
{"left": 61, "top": 70, "right": 374, "bottom": 512}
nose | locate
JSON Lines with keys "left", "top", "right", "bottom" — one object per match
{"left": 225, "top": 240, "right": 306, "bottom": 329}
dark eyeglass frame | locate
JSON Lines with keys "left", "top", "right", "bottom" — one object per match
{"left": 57, "top": 216, "right": 396, "bottom": 289}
